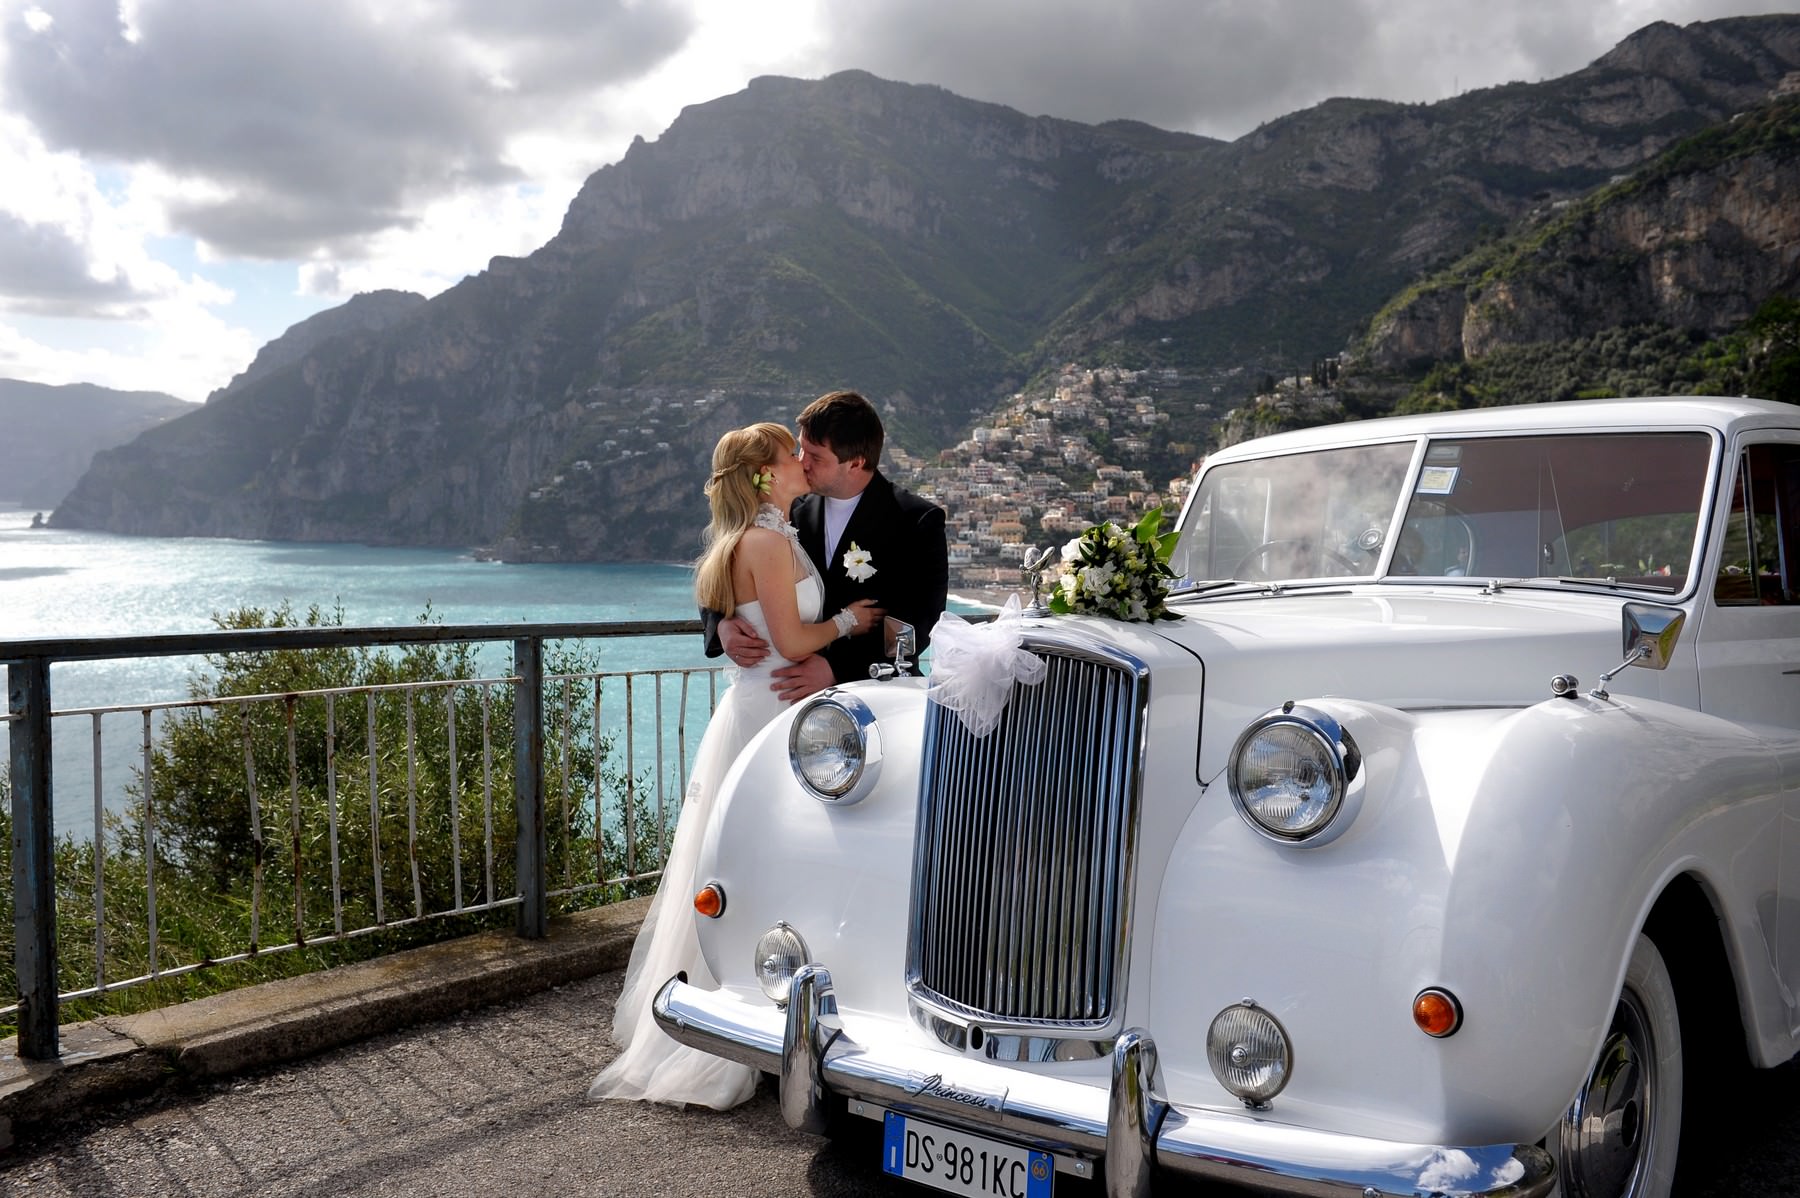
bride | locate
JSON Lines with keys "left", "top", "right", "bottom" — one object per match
{"left": 590, "top": 421, "right": 880, "bottom": 1109}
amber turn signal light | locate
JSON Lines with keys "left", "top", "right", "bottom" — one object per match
{"left": 693, "top": 883, "right": 726, "bottom": 918}
{"left": 1412, "top": 987, "right": 1462, "bottom": 1037}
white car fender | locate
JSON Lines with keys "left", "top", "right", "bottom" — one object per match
{"left": 691, "top": 679, "right": 931, "bottom": 1017}
{"left": 1146, "top": 692, "right": 1782, "bottom": 1146}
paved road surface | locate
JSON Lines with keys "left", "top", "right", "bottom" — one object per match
{"left": 2, "top": 969, "right": 1797, "bottom": 1197}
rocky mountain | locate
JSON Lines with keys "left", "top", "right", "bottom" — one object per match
{"left": 1360, "top": 90, "right": 1800, "bottom": 371}
{"left": 0, "top": 380, "right": 191, "bottom": 508}
{"left": 206, "top": 289, "right": 426, "bottom": 403}
{"left": 51, "top": 15, "right": 1800, "bottom": 561}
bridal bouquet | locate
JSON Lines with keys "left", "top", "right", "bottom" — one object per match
{"left": 1049, "top": 506, "right": 1181, "bottom": 623}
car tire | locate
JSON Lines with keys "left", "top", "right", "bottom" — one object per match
{"left": 1556, "top": 933, "right": 1682, "bottom": 1198}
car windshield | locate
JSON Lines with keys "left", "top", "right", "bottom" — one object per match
{"left": 1175, "top": 430, "right": 1714, "bottom": 589}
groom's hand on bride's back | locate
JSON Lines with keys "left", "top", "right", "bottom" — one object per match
{"left": 772, "top": 655, "right": 835, "bottom": 703}
{"left": 719, "top": 616, "right": 770, "bottom": 668}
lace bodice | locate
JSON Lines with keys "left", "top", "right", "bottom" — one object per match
{"left": 724, "top": 504, "right": 824, "bottom": 731}
{"left": 752, "top": 502, "right": 797, "bottom": 536}
{"left": 752, "top": 503, "right": 826, "bottom": 599}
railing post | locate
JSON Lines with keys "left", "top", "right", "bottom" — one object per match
{"left": 9, "top": 658, "right": 59, "bottom": 1059}
{"left": 513, "top": 637, "right": 547, "bottom": 939}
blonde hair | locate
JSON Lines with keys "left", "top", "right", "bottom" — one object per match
{"left": 695, "top": 422, "right": 795, "bottom": 616}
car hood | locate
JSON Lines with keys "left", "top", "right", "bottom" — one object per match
{"left": 1134, "top": 585, "right": 1665, "bottom": 719}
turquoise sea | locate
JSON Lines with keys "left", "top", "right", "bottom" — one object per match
{"left": 0, "top": 508, "right": 721, "bottom": 837}
{"left": 1, "top": 510, "right": 980, "bottom": 837}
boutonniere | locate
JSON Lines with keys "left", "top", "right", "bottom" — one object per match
{"left": 842, "top": 541, "right": 876, "bottom": 582}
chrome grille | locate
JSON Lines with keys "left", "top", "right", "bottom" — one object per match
{"left": 908, "top": 642, "right": 1147, "bottom": 1028}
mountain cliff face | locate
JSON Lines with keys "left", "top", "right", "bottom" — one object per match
{"left": 207, "top": 289, "right": 426, "bottom": 403}
{"left": 1361, "top": 91, "right": 1800, "bottom": 369}
{"left": 51, "top": 15, "right": 1800, "bottom": 561}
{"left": 1, "top": 380, "right": 191, "bottom": 507}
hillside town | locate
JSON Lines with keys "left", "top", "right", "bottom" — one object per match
{"left": 887, "top": 364, "right": 1223, "bottom": 598}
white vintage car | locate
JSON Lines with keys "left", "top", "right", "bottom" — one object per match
{"left": 655, "top": 396, "right": 1800, "bottom": 1198}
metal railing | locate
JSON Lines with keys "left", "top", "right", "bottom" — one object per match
{"left": 3, "top": 619, "right": 710, "bottom": 1061}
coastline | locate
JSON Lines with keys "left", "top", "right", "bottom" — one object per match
{"left": 948, "top": 587, "right": 1017, "bottom": 612}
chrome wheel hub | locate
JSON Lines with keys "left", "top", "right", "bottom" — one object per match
{"left": 1560, "top": 991, "right": 1657, "bottom": 1198}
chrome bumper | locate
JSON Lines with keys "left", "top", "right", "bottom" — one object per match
{"left": 652, "top": 965, "right": 1554, "bottom": 1198}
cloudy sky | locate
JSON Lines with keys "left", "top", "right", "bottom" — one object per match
{"left": 0, "top": 0, "right": 1788, "bottom": 402}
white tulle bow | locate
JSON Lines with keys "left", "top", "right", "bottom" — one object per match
{"left": 926, "top": 594, "right": 1047, "bottom": 737}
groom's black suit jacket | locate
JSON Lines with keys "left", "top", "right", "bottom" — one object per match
{"left": 703, "top": 471, "right": 948, "bottom": 684}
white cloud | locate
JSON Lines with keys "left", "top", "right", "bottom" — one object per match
{"left": 1416, "top": 1149, "right": 1479, "bottom": 1192}
{"left": 812, "top": 0, "right": 1800, "bottom": 139}
{"left": 0, "top": 0, "right": 1787, "bottom": 398}
{"left": 0, "top": 301, "right": 253, "bottom": 401}
{"left": 296, "top": 180, "right": 573, "bottom": 301}
{"left": 0, "top": 113, "right": 229, "bottom": 318}
{"left": 1, "top": 0, "right": 694, "bottom": 259}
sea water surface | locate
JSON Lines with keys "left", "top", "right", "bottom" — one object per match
{"left": 0, "top": 510, "right": 710, "bottom": 837}
{"left": 1, "top": 510, "right": 981, "bottom": 837}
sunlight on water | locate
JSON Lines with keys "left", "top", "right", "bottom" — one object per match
{"left": 0, "top": 509, "right": 712, "bottom": 837}
{"left": 2, "top": 510, "right": 971, "bottom": 839}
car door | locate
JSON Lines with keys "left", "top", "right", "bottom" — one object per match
{"left": 1695, "top": 433, "right": 1800, "bottom": 1032}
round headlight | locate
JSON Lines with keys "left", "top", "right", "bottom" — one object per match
{"left": 1227, "top": 705, "right": 1360, "bottom": 844}
{"left": 788, "top": 693, "right": 881, "bottom": 803}
{"left": 754, "top": 922, "right": 810, "bottom": 1006}
{"left": 1206, "top": 1000, "right": 1292, "bottom": 1107}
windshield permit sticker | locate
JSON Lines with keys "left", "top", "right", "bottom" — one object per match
{"left": 1416, "top": 465, "right": 1459, "bottom": 495}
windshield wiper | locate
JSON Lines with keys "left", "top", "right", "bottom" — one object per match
{"left": 1171, "top": 578, "right": 1351, "bottom": 599}
{"left": 1169, "top": 579, "right": 1257, "bottom": 596}
{"left": 1481, "top": 576, "right": 1679, "bottom": 595}
{"left": 1556, "top": 575, "right": 1679, "bottom": 593}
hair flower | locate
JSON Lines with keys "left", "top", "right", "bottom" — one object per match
{"left": 750, "top": 467, "right": 774, "bottom": 494}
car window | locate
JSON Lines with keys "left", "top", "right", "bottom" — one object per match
{"left": 1180, "top": 431, "right": 1714, "bottom": 587}
{"left": 1177, "top": 442, "right": 1415, "bottom": 582}
{"left": 1713, "top": 443, "right": 1800, "bottom": 606}
{"left": 1395, "top": 432, "right": 1711, "bottom": 585}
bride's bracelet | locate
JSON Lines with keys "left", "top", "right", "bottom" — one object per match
{"left": 831, "top": 609, "right": 859, "bottom": 639}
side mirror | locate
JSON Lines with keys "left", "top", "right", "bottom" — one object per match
{"left": 1588, "top": 602, "right": 1685, "bottom": 699}
{"left": 1620, "top": 602, "right": 1685, "bottom": 671}
{"left": 871, "top": 618, "right": 916, "bottom": 680}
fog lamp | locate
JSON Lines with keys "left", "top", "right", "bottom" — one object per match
{"left": 1206, "top": 1000, "right": 1292, "bottom": 1107}
{"left": 1413, "top": 987, "right": 1463, "bottom": 1037}
{"left": 754, "top": 922, "right": 810, "bottom": 1007}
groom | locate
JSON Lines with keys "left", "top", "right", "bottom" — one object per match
{"left": 707, "top": 389, "right": 948, "bottom": 701}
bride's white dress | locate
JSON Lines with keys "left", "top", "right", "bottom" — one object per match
{"left": 589, "top": 505, "right": 823, "bottom": 1109}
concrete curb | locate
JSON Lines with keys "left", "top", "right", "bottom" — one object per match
{"left": 0, "top": 897, "right": 648, "bottom": 1150}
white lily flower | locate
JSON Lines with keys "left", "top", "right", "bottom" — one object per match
{"left": 842, "top": 542, "right": 876, "bottom": 583}
{"left": 1079, "top": 561, "right": 1116, "bottom": 592}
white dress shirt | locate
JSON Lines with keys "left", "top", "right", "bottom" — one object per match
{"left": 823, "top": 493, "right": 862, "bottom": 564}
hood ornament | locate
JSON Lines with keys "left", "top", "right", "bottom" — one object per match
{"left": 1021, "top": 545, "right": 1060, "bottom": 617}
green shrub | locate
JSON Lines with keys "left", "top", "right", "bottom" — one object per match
{"left": 3, "top": 604, "right": 672, "bottom": 1035}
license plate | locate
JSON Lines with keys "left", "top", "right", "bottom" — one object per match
{"left": 881, "top": 1110, "right": 1054, "bottom": 1197}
